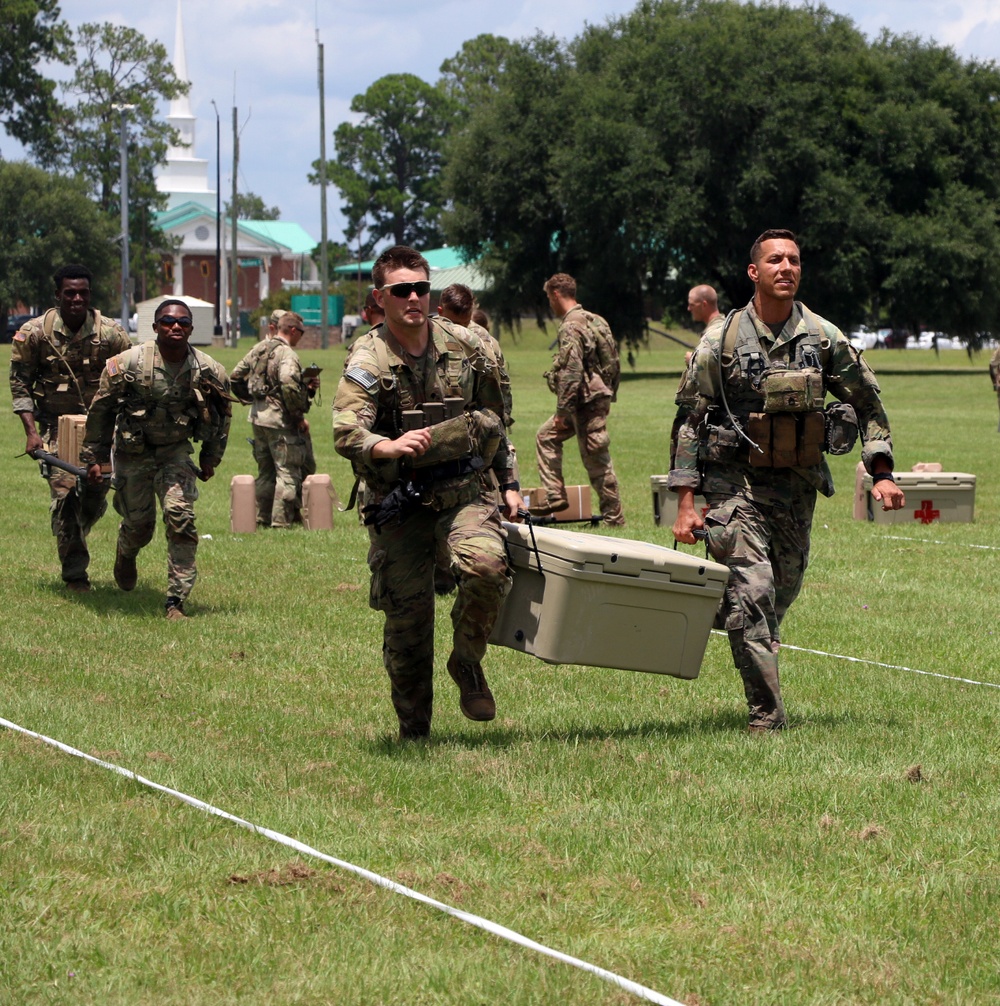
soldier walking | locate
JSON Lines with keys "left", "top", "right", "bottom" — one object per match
{"left": 669, "top": 229, "right": 905, "bottom": 731}
{"left": 230, "top": 311, "right": 318, "bottom": 527}
{"left": 82, "top": 300, "right": 232, "bottom": 619}
{"left": 9, "top": 264, "right": 131, "bottom": 591}
{"left": 534, "top": 273, "right": 624, "bottom": 526}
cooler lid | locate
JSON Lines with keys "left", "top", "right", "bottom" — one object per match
{"left": 649, "top": 474, "right": 671, "bottom": 488}
{"left": 503, "top": 522, "right": 729, "bottom": 587}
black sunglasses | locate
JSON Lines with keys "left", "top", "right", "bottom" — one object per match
{"left": 380, "top": 281, "right": 431, "bottom": 298}
{"left": 157, "top": 316, "right": 193, "bottom": 328}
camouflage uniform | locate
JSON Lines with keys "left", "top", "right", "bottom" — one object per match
{"left": 536, "top": 305, "right": 624, "bottom": 524}
{"left": 332, "top": 317, "right": 516, "bottom": 737}
{"left": 230, "top": 337, "right": 316, "bottom": 527}
{"left": 9, "top": 309, "right": 131, "bottom": 584}
{"left": 668, "top": 300, "right": 895, "bottom": 729}
{"left": 81, "top": 341, "right": 231, "bottom": 604}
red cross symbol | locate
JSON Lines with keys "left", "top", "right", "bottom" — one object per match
{"left": 915, "top": 499, "right": 940, "bottom": 524}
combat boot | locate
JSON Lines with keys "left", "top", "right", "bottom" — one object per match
{"left": 447, "top": 655, "right": 496, "bottom": 721}
{"left": 528, "top": 497, "right": 568, "bottom": 517}
{"left": 65, "top": 578, "right": 91, "bottom": 593}
{"left": 114, "top": 545, "right": 137, "bottom": 591}
{"left": 165, "top": 597, "right": 188, "bottom": 620}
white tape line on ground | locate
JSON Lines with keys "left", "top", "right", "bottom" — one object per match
{"left": 882, "top": 534, "right": 1000, "bottom": 551}
{"left": 0, "top": 715, "right": 685, "bottom": 1006}
{"left": 711, "top": 631, "right": 1000, "bottom": 690}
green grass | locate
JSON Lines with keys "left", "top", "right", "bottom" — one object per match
{"left": 2, "top": 325, "right": 999, "bottom": 1004}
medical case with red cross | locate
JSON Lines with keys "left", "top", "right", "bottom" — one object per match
{"left": 853, "top": 461, "right": 976, "bottom": 524}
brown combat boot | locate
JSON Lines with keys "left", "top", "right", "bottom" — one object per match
{"left": 65, "top": 578, "right": 91, "bottom": 593}
{"left": 114, "top": 546, "right": 137, "bottom": 591}
{"left": 446, "top": 655, "right": 496, "bottom": 721}
{"left": 165, "top": 597, "right": 188, "bottom": 620}
{"left": 527, "top": 497, "right": 569, "bottom": 517}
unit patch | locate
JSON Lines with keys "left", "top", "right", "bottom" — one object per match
{"left": 345, "top": 366, "right": 378, "bottom": 392}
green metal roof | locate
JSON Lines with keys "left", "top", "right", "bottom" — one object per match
{"left": 333, "top": 246, "right": 473, "bottom": 276}
{"left": 154, "top": 202, "right": 317, "bottom": 255}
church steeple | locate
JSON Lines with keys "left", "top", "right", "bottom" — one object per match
{"left": 156, "top": 0, "right": 213, "bottom": 209}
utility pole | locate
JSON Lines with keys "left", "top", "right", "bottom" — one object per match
{"left": 229, "top": 105, "right": 239, "bottom": 348}
{"left": 317, "top": 33, "right": 329, "bottom": 349}
{"left": 211, "top": 99, "right": 222, "bottom": 338}
{"left": 113, "top": 103, "right": 137, "bottom": 331}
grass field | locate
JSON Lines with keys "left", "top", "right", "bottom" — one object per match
{"left": 2, "top": 322, "right": 999, "bottom": 1005}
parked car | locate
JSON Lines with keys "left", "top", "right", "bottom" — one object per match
{"left": 3, "top": 313, "right": 33, "bottom": 344}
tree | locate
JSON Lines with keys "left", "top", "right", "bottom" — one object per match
{"left": 225, "top": 191, "right": 280, "bottom": 220}
{"left": 317, "top": 73, "right": 452, "bottom": 252}
{"left": 0, "top": 0, "right": 70, "bottom": 161}
{"left": 438, "top": 33, "right": 517, "bottom": 122}
{"left": 444, "top": 35, "right": 572, "bottom": 331}
{"left": 57, "top": 22, "right": 188, "bottom": 302}
{"left": 0, "top": 160, "right": 117, "bottom": 318}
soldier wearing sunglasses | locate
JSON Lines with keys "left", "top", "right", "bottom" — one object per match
{"left": 82, "top": 299, "right": 232, "bottom": 619}
{"left": 333, "top": 245, "right": 523, "bottom": 740}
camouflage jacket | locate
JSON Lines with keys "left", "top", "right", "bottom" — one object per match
{"left": 545, "top": 305, "right": 615, "bottom": 415}
{"left": 82, "top": 340, "right": 232, "bottom": 467}
{"left": 230, "top": 337, "right": 312, "bottom": 431}
{"left": 332, "top": 317, "right": 515, "bottom": 495}
{"left": 9, "top": 309, "right": 131, "bottom": 426}
{"left": 668, "top": 300, "right": 895, "bottom": 499}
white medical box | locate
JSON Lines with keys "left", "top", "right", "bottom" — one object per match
{"left": 853, "top": 462, "right": 976, "bottom": 524}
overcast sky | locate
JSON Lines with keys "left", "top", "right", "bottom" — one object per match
{"left": 12, "top": 0, "right": 1000, "bottom": 247}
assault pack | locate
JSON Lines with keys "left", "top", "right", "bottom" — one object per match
{"left": 581, "top": 310, "right": 621, "bottom": 401}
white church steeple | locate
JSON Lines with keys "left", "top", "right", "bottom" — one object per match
{"left": 156, "top": 0, "right": 213, "bottom": 209}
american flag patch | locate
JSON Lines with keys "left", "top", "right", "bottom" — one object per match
{"left": 345, "top": 366, "right": 378, "bottom": 391}
{"left": 107, "top": 357, "right": 120, "bottom": 376}
{"left": 13, "top": 330, "right": 26, "bottom": 342}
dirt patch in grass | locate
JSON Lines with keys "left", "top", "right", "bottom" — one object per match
{"left": 228, "top": 860, "right": 323, "bottom": 886}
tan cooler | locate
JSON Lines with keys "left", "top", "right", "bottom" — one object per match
{"left": 490, "top": 522, "right": 729, "bottom": 679}
{"left": 857, "top": 469, "right": 976, "bottom": 524}
{"left": 650, "top": 474, "right": 708, "bottom": 528}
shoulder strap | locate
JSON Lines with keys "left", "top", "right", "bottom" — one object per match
{"left": 141, "top": 340, "right": 158, "bottom": 387}
{"left": 721, "top": 308, "right": 746, "bottom": 360}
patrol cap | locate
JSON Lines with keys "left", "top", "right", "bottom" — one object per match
{"left": 270, "top": 309, "right": 288, "bottom": 325}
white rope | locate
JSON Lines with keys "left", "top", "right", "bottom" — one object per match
{"left": 710, "top": 630, "right": 1000, "bottom": 689}
{"left": 0, "top": 715, "right": 685, "bottom": 1006}
{"left": 881, "top": 534, "right": 1000, "bottom": 552}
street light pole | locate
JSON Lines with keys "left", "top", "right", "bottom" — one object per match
{"left": 211, "top": 99, "right": 222, "bottom": 338}
{"left": 112, "top": 103, "right": 137, "bottom": 331}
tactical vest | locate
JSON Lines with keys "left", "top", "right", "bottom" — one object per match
{"left": 700, "top": 305, "right": 831, "bottom": 468}
{"left": 359, "top": 323, "right": 488, "bottom": 509}
{"left": 114, "top": 341, "right": 225, "bottom": 453}
{"left": 34, "top": 309, "right": 121, "bottom": 417}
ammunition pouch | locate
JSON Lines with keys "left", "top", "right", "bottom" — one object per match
{"left": 748, "top": 411, "right": 825, "bottom": 468}
{"left": 115, "top": 413, "right": 147, "bottom": 455}
{"left": 824, "top": 402, "right": 859, "bottom": 455}
{"left": 760, "top": 367, "right": 824, "bottom": 413}
{"left": 410, "top": 409, "right": 502, "bottom": 471}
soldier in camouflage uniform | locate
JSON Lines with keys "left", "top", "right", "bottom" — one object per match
{"left": 989, "top": 346, "right": 1000, "bottom": 431}
{"left": 333, "top": 246, "right": 524, "bottom": 740}
{"left": 535, "top": 273, "right": 625, "bottom": 526}
{"left": 9, "top": 264, "right": 132, "bottom": 591}
{"left": 670, "top": 230, "right": 905, "bottom": 731}
{"left": 82, "top": 300, "right": 232, "bottom": 619}
{"left": 230, "top": 312, "right": 318, "bottom": 527}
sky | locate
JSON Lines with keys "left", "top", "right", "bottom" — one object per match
{"left": 9, "top": 0, "right": 1000, "bottom": 247}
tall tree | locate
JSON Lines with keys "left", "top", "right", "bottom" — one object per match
{"left": 438, "top": 33, "right": 517, "bottom": 122}
{"left": 225, "top": 191, "right": 280, "bottom": 220}
{"left": 317, "top": 73, "right": 452, "bottom": 252}
{"left": 444, "top": 34, "right": 572, "bottom": 330}
{"left": 0, "top": 0, "right": 70, "bottom": 161}
{"left": 58, "top": 22, "right": 187, "bottom": 301}
{"left": 0, "top": 160, "right": 117, "bottom": 318}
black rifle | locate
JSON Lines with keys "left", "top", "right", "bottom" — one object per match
{"left": 26, "top": 448, "right": 109, "bottom": 481}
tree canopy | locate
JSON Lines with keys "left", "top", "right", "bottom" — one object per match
{"left": 0, "top": 0, "right": 69, "bottom": 162}
{"left": 0, "top": 160, "right": 117, "bottom": 317}
{"left": 441, "top": 0, "right": 1000, "bottom": 343}
{"left": 225, "top": 191, "right": 280, "bottom": 221}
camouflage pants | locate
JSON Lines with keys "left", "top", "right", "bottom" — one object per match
{"left": 703, "top": 482, "right": 816, "bottom": 729}
{"left": 536, "top": 399, "right": 624, "bottom": 523}
{"left": 112, "top": 445, "right": 200, "bottom": 601}
{"left": 252, "top": 425, "right": 315, "bottom": 528}
{"left": 42, "top": 432, "right": 109, "bottom": 584}
{"left": 367, "top": 497, "right": 512, "bottom": 734}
